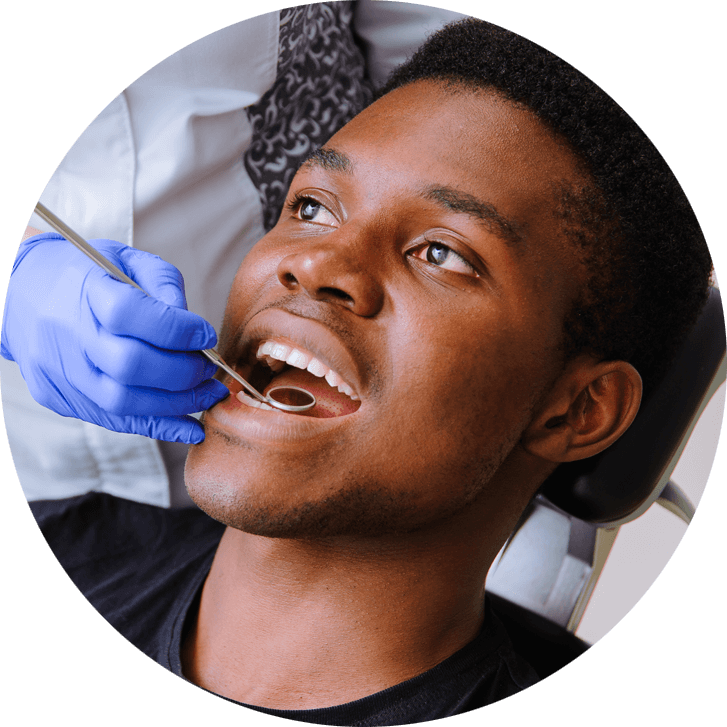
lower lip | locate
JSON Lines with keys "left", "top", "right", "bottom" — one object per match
{"left": 205, "top": 382, "right": 350, "bottom": 445}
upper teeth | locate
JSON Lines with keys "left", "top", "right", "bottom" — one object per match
{"left": 256, "top": 341, "right": 358, "bottom": 400}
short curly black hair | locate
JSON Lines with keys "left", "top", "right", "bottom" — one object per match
{"left": 381, "top": 18, "right": 713, "bottom": 392}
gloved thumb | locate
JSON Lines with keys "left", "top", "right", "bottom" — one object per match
{"left": 115, "top": 245, "right": 189, "bottom": 309}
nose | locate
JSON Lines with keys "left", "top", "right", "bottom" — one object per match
{"left": 276, "top": 236, "right": 385, "bottom": 317}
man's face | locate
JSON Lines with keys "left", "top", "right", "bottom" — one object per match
{"left": 185, "top": 81, "right": 587, "bottom": 537}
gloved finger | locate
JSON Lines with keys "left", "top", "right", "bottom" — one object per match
{"left": 85, "top": 326, "right": 220, "bottom": 390}
{"left": 84, "top": 267, "right": 218, "bottom": 351}
{"left": 67, "top": 364, "right": 229, "bottom": 416}
{"left": 23, "top": 364, "right": 214, "bottom": 444}
{"left": 144, "top": 415, "right": 207, "bottom": 444}
{"left": 93, "top": 411, "right": 209, "bottom": 444}
{"left": 114, "top": 245, "right": 189, "bottom": 310}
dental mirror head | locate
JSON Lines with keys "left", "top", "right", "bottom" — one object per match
{"left": 203, "top": 348, "right": 317, "bottom": 413}
{"left": 265, "top": 386, "right": 317, "bottom": 412}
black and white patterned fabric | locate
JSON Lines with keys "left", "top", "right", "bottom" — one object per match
{"left": 244, "top": 2, "right": 374, "bottom": 231}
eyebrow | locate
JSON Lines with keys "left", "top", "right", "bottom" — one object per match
{"left": 423, "top": 186, "right": 524, "bottom": 249}
{"left": 300, "top": 146, "right": 354, "bottom": 174}
{"left": 300, "top": 148, "right": 523, "bottom": 248}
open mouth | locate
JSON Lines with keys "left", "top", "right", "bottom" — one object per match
{"left": 237, "top": 340, "right": 362, "bottom": 419}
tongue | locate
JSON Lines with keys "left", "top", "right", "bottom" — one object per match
{"left": 263, "top": 368, "right": 360, "bottom": 418}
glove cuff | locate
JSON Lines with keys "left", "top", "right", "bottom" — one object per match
{"left": 12, "top": 232, "right": 66, "bottom": 275}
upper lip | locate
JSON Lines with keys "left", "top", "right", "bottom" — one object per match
{"left": 227, "top": 308, "right": 366, "bottom": 400}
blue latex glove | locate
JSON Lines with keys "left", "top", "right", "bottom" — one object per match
{"left": 1, "top": 232, "right": 230, "bottom": 443}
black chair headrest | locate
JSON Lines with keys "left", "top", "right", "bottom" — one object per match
{"left": 540, "top": 287, "right": 725, "bottom": 525}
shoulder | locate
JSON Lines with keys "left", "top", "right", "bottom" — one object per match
{"left": 29, "top": 493, "right": 223, "bottom": 660}
{"left": 30, "top": 492, "right": 223, "bottom": 571}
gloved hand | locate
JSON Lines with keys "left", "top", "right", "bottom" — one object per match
{"left": 1, "top": 232, "right": 230, "bottom": 443}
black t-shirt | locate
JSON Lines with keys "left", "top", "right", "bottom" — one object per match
{"left": 30, "top": 492, "right": 539, "bottom": 725}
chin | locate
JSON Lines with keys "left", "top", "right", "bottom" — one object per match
{"left": 185, "top": 445, "right": 459, "bottom": 540}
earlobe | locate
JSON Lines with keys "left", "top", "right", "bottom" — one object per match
{"left": 522, "top": 357, "right": 642, "bottom": 463}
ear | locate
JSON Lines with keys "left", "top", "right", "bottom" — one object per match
{"left": 522, "top": 356, "right": 642, "bottom": 463}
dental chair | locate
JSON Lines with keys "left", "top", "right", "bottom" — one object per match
{"left": 485, "top": 287, "right": 726, "bottom": 679}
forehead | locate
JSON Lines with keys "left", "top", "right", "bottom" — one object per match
{"left": 307, "top": 80, "right": 586, "bottom": 247}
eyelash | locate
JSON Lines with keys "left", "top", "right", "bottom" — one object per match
{"left": 417, "top": 237, "right": 479, "bottom": 277}
{"left": 285, "top": 192, "right": 480, "bottom": 278}
{"left": 286, "top": 192, "right": 322, "bottom": 219}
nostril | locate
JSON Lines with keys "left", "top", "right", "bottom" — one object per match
{"left": 277, "top": 270, "right": 352, "bottom": 305}
{"left": 276, "top": 250, "right": 383, "bottom": 316}
{"left": 319, "top": 287, "right": 354, "bottom": 305}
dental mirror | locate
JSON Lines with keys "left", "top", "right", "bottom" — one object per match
{"left": 267, "top": 386, "right": 318, "bottom": 409}
{"left": 33, "top": 202, "right": 317, "bottom": 414}
{"left": 202, "top": 348, "right": 316, "bottom": 413}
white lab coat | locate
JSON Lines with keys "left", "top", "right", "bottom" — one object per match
{"left": 2, "top": 1, "right": 464, "bottom": 506}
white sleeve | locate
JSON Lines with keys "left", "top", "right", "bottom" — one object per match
{"left": 353, "top": 0, "right": 467, "bottom": 88}
{"left": 11, "top": 12, "right": 280, "bottom": 508}
{"left": 32, "top": 14, "right": 279, "bottom": 332}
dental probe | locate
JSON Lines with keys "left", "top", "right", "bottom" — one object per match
{"left": 33, "top": 203, "right": 316, "bottom": 413}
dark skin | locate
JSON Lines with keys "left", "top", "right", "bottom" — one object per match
{"left": 182, "top": 81, "right": 642, "bottom": 709}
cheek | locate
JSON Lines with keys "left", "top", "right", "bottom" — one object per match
{"left": 355, "top": 360, "right": 516, "bottom": 502}
{"left": 384, "top": 316, "right": 555, "bottom": 465}
{"left": 218, "top": 245, "right": 282, "bottom": 344}
{"left": 234, "top": 245, "right": 279, "bottom": 298}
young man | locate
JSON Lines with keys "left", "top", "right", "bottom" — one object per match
{"left": 26, "top": 18, "right": 712, "bottom": 725}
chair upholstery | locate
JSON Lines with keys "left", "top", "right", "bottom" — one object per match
{"left": 486, "top": 287, "right": 725, "bottom": 660}
{"left": 541, "top": 287, "right": 725, "bottom": 525}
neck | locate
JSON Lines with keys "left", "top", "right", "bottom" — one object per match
{"left": 184, "top": 522, "right": 491, "bottom": 709}
{"left": 182, "top": 448, "right": 549, "bottom": 710}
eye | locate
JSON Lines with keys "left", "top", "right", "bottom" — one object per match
{"left": 289, "top": 193, "right": 338, "bottom": 227}
{"left": 413, "top": 240, "right": 478, "bottom": 276}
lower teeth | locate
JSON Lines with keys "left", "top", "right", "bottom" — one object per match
{"left": 236, "top": 391, "right": 275, "bottom": 410}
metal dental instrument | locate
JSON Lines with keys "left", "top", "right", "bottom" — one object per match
{"left": 34, "top": 202, "right": 317, "bottom": 413}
